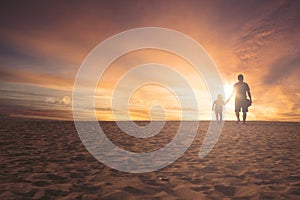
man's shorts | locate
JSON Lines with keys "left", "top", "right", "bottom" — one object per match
{"left": 235, "top": 99, "right": 250, "bottom": 112}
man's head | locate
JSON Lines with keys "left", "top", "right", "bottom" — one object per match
{"left": 238, "top": 74, "right": 244, "bottom": 81}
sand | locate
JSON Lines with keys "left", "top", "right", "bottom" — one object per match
{"left": 0, "top": 120, "right": 299, "bottom": 199}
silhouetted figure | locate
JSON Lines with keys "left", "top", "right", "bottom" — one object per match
{"left": 226, "top": 74, "right": 252, "bottom": 124}
{"left": 212, "top": 94, "right": 225, "bottom": 122}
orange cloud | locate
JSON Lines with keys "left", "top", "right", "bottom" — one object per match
{"left": 0, "top": 68, "right": 74, "bottom": 91}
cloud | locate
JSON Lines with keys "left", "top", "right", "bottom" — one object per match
{"left": 0, "top": 98, "right": 73, "bottom": 121}
{"left": 232, "top": 1, "right": 300, "bottom": 69}
{"left": 0, "top": 68, "right": 74, "bottom": 90}
{"left": 264, "top": 55, "right": 300, "bottom": 85}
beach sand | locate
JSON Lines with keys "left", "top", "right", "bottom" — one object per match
{"left": 0, "top": 120, "right": 299, "bottom": 199}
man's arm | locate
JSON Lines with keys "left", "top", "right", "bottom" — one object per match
{"left": 247, "top": 90, "right": 252, "bottom": 103}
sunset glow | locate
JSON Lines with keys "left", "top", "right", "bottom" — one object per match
{"left": 0, "top": 1, "right": 299, "bottom": 122}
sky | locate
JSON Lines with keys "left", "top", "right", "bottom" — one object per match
{"left": 0, "top": 0, "right": 299, "bottom": 121}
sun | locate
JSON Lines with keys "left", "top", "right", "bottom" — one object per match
{"left": 62, "top": 96, "right": 71, "bottom": 104}
{"left": 223, "top": 83, "right": 234, "bottom": 99}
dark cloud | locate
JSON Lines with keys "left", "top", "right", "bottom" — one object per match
{"left": 0, "top": 97, "right": 73, "bottom": 121}
{"left": 264, "top": 54, "right": 300, "bottom": 85}
{"left": 234, "top": 0, "right": 300, "bottom": 64}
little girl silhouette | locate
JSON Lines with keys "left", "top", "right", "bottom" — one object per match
{"left": 212, "top": 94, "right": 225, "bottom": 122}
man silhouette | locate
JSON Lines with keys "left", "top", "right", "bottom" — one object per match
{"left": 226, "top": 74, "right": 252, "bottom": 124}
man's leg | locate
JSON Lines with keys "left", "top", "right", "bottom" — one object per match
{"left": 220, "top": 113, "right": 223, "bottom": 122}
{"left": 242, "top": 104, "right": 248, "bottom": 124}
{"left": 235, "top": 101, "right": 241, "bottom": 123}
{"left": 235, "top": 112, "right": 240, "bottom": 123}
{"left": 243, "top": 112, "right": 247, "bottom": 124}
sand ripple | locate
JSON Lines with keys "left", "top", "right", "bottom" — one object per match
{"left": 0, "top": 121, "right": 299, "bottom": 199}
